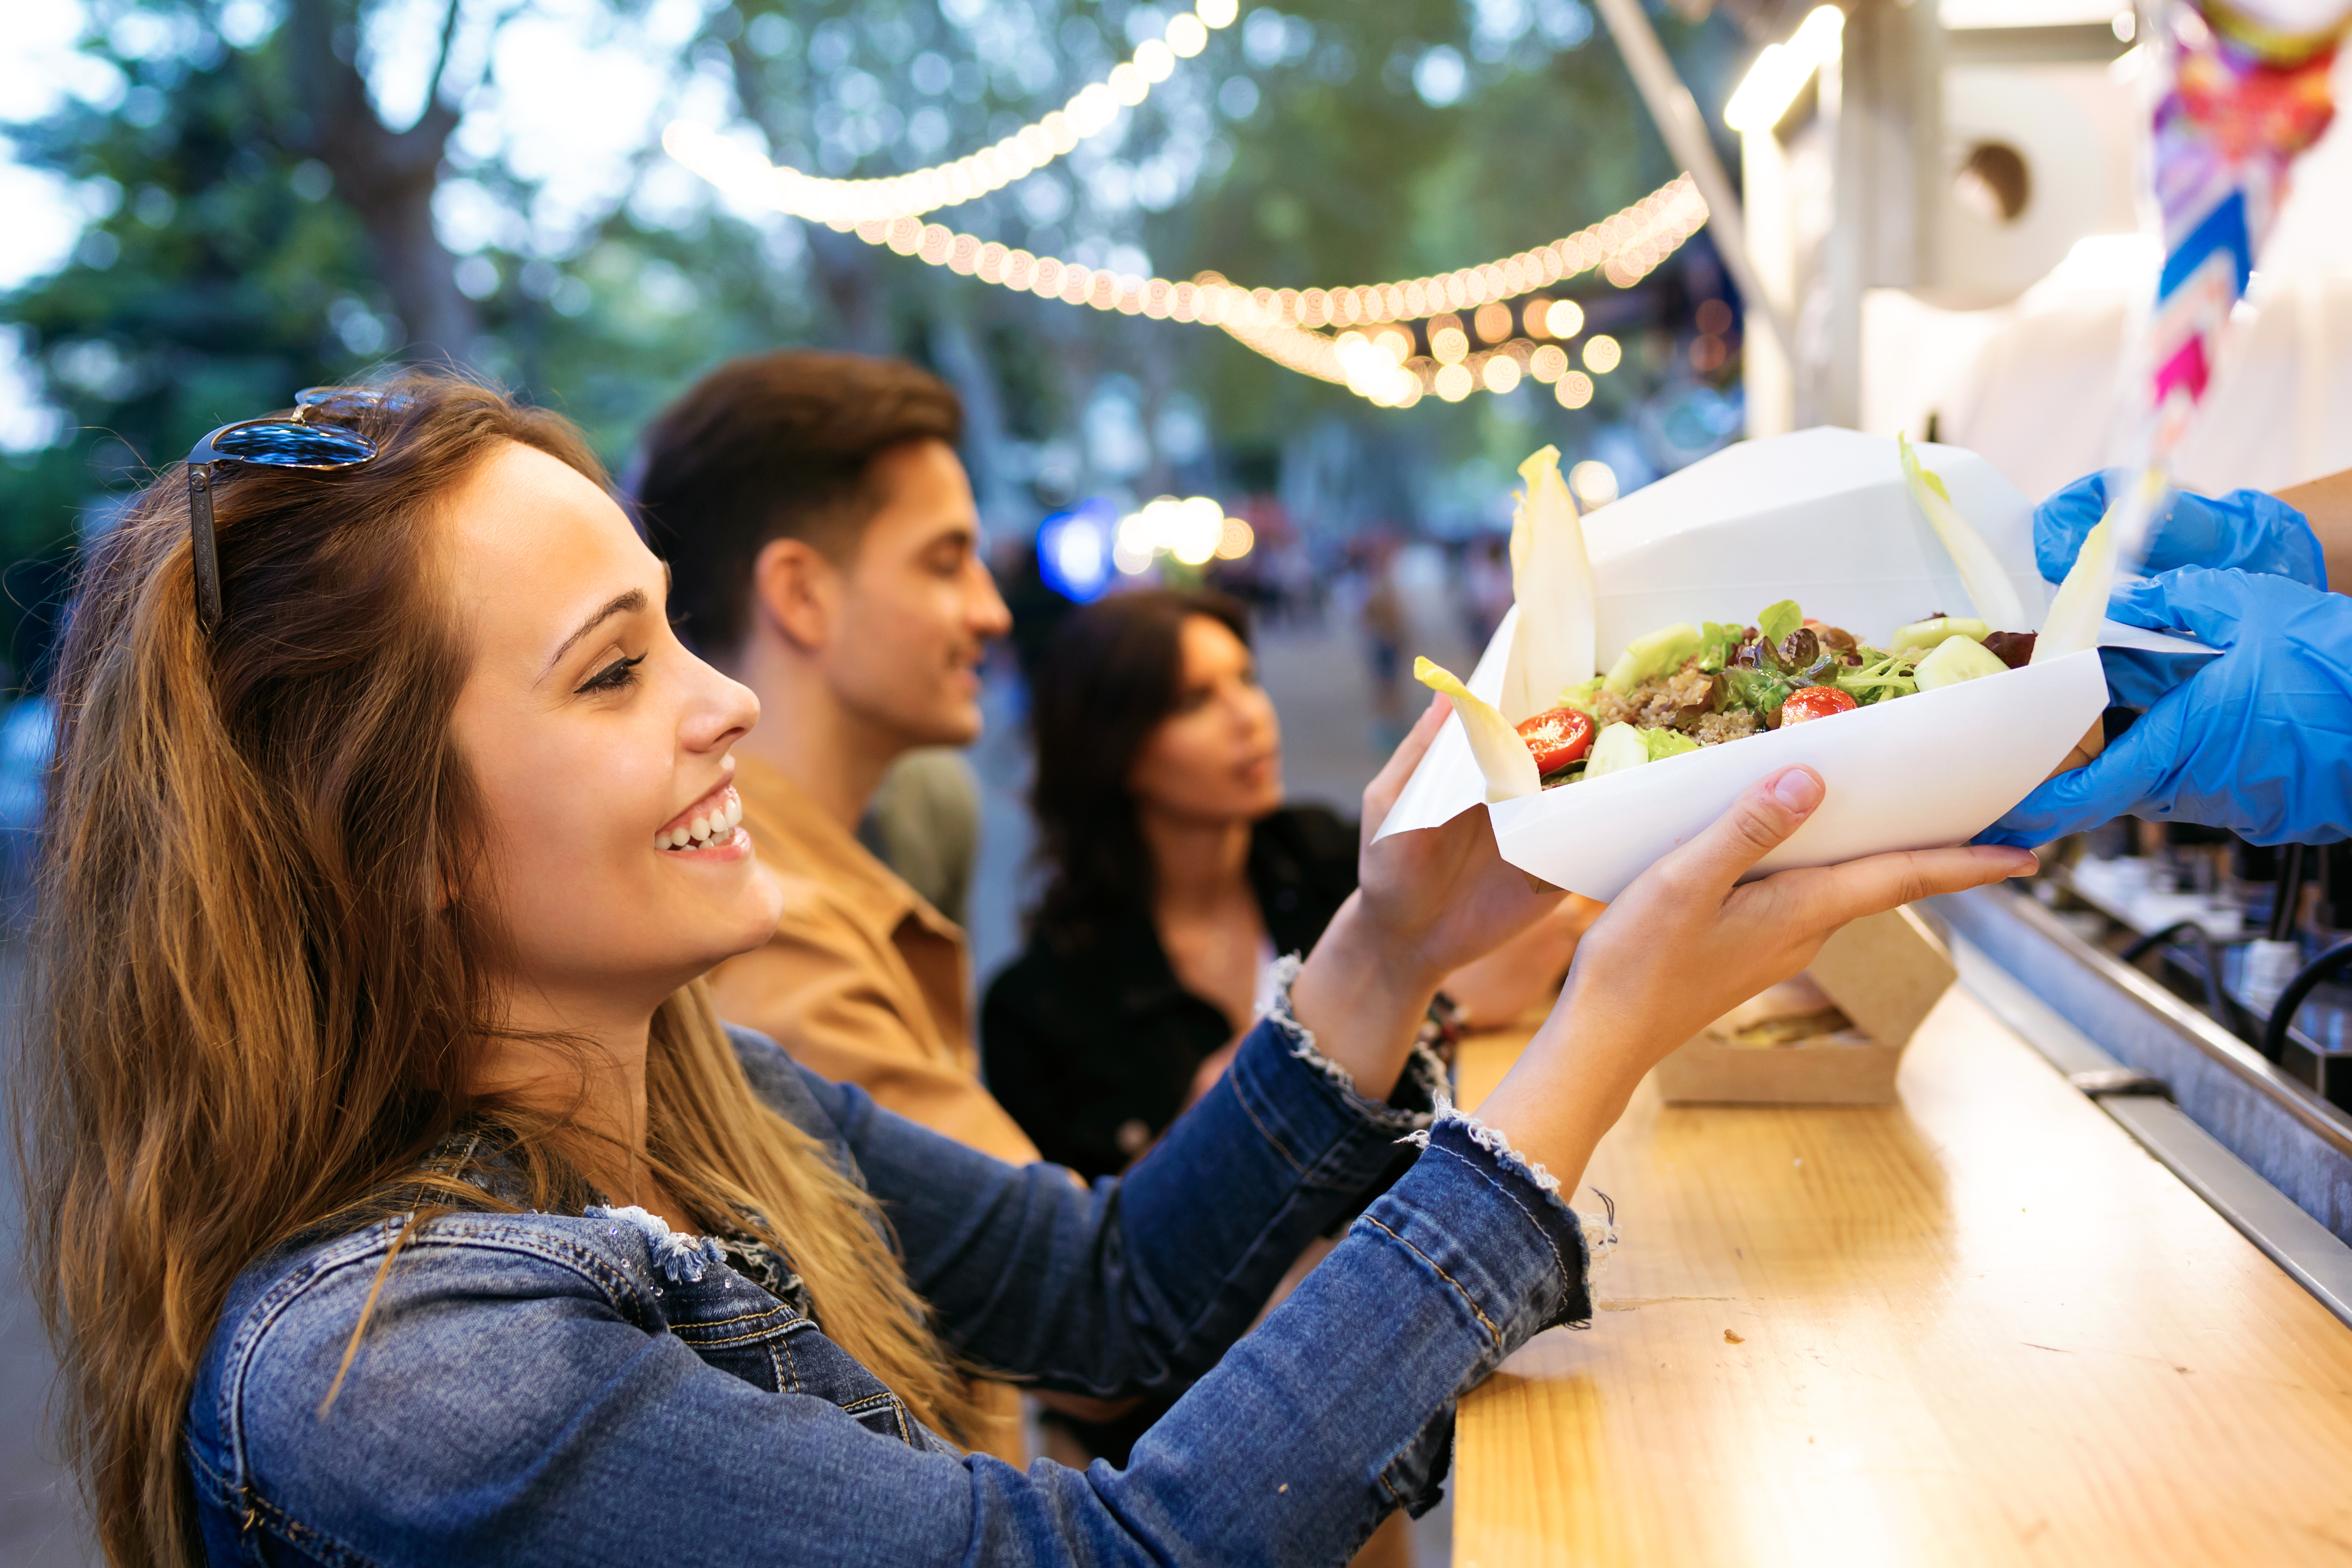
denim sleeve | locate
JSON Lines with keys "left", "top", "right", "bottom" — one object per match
{"left": 770, "top": 1003, "right": 1453, "bottom": 1398}
{"left": 196, "top": 1116, "right": 1594, "bottom": 1568}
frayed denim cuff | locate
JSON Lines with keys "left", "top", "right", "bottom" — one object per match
{"left": 1259, "top": 953, "right": 1449, "bottom": 1133}
{"left": 1395, "top": 1108, "right": 1614, "bottom": 1338}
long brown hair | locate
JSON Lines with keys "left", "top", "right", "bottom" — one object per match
{"left": 16, "top": 372, "right": 973, "bottom": 1568}
{"left": 1029, "top": 588, "right": 1253, "bottom": 950}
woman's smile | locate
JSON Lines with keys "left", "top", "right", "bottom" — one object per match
{"left": 654, "top": 777, "right": 747, "bottom": 856}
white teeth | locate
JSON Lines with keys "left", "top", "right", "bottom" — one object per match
{"left": 654, "top": 832, "right": 669, "bottom": 851}
{"left": 670, "top": 827, "right": 691, "bottom": 849}
{"left": 690, "top": 815, "right": 711, "bottom": 841}
{"left": 725, "top": 797, "right": 743, "bottom": 827}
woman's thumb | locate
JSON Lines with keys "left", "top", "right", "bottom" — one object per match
{"left": 1665, "top": 767, "right": 1825, "bottom": 894}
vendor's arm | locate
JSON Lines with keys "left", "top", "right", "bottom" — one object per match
{"left": 1982, "top": 567, "right": 2352, "bottom": 848}
{"left": 2274, "top": 466, "right": 2352, "bottom": 590}
{"left": 2032, "top": 470, "right": 2334, "bottom": 589}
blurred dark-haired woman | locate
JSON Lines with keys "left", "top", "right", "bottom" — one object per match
{"left": 985, "top": 589, "right": 1591, "bottom": 1183}
{"left": 984, "top": 590, "right": 1353, "bottom": 1183}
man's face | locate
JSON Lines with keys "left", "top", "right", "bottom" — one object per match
{"left": 820, "top": 438, "right": 1010, "bottom": 749}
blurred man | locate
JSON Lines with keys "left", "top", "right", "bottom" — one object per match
{"left": 635, "top": 352, "right": 1033, "bottom": 1459}
{"left": 633, "top": 351, "right": 1035, "bottom": 1164}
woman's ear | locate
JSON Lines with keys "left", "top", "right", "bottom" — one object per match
{"left": 752, "top": 537, "right": 839, "bottom": 654}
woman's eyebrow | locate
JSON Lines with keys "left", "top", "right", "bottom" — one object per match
{"left": 540, "top": 588, "right": 646, "bottom": 681}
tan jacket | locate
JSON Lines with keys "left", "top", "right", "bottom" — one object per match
{"left": 709, "top": 755, "right": 1037, "bottom": 1464}
{"left": 711, "top": 755, "right": 1041, "bottom": 1166}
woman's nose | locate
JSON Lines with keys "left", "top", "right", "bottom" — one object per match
{"left": 686, "top": 667, "right": 760, "bottom": 753}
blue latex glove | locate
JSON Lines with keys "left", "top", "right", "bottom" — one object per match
{"left": 1980, "top": 567, "right": 2352, "bottom": 847}
{"left": 2034, "top": 471, "right": 2327, "bottom": 591}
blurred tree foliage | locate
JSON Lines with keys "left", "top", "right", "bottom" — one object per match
{"left": 0, "top": 0, "right": 1751, "bottom": 688}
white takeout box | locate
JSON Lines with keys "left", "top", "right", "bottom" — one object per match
{"left": 1378, "top": 427, "right": 2207, "bottom": 900}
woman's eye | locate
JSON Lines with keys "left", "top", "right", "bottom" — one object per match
{"left": 575, "top": 653, "right": 646, "bottom": 695}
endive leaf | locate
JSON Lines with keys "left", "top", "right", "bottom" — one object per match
{"left": 2034, "top": 466, "right": 2163, "bottom": 664}
{"left": 1415, "top": 656, "right": 1540, "bottom": 802}
{"left": 1899, "top": 434, "right": 2025, "bottom": 630}
{"left": 1500, "top": 444, "right": 1596, "bottom": 724}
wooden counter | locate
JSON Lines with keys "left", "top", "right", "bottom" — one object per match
{"left": 1450, "top": 979, "right": 2352, "bottom": 1567}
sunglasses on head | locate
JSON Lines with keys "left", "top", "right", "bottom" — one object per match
{"left": 183, "top": 387, "right": 407, "bottom": 633}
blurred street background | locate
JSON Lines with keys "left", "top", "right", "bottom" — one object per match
{"left": 6, "top": 0, "right": 2352, "bottom": 1559}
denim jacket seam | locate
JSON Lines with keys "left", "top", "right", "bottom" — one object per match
{"left": 772, "top": 1337, "right": 802, "bottom": 1394}
{"left": 675, "top": 1301, "right": 813, "bottom": 1332}
{"left": 1418, "top": 1140, "right": 1571, "bottom": 1288}
{"left": 1355, "top": 1212, "right": 1504, "bottom": 1350}
{"left": 221, "top": 1477, "right": 384, "bottom": 1568}
{"left": 218, "top": 1220, "right": 655, "bottom": 1500}
{"left": 680, "top": 1317, "right": 818, "bottom": 1349}
{"left": 1227, "top": 1068, "right": 1311, "bottom": 1176}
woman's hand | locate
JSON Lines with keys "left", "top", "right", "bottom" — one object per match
{"left": 1441, "top": 895, "right": 1605, "bottom": 1030}
{"left": 1290, "top": 696, "right": 1565, "bottom": 1099}
{"left": 1353, "top": 694, "right": 1566, "bottom": 976}
{"left": 1475, "top": 766, "right": 2037, "bottom": 1192}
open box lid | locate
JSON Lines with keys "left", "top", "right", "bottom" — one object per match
{"left": 1806, "top": 906, "right": 1958, "bottom": 1048}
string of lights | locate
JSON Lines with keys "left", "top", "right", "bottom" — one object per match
{"left": 666, "top": 109, "right": 1709, "bottom": 408}
{"left": 662, "top": 0, "right": 1239, "bottom": 228}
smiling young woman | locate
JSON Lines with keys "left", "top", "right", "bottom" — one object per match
{"left": 19, "top": 372, "right": 2035, "bottom": 1568}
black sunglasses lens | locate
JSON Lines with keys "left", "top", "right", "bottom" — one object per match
{"left": 209, "top": 421, "right": 378, "bottom": 467}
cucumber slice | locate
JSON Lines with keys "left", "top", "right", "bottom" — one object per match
{"left": 1889, "top": 615, "right": 1990, "bottom": 658}
{"left": 1913, "top": 634, "right": 2009, "bottom": 690}
{"left": 1583, "top": 722, "right": 1651, "bottom": 779}
{"left": 1602, "top": 622, "right": 1702, "bottom": 695}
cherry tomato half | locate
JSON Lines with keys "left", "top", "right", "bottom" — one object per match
{"left": 1517, "top": 706, "right": 1595, "bottom": 772}
{"left": 1778, "top": 685, "right": 1859, "bottom": 726}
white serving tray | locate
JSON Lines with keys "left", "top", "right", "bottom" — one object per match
{"left": 1377, "top": 428, "right": 2208, "bottom": 900}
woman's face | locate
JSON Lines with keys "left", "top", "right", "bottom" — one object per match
{"left": 1126, "top": 615, "right": 1284, "bottom": 828}
{"left": 445, "top": 443, "right": 784, "bottom": 1023}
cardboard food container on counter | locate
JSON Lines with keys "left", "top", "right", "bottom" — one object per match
{"left": 1650, "top": 906, "right": 1956, "bottom": 1105}
{"left": 1376, "top": 426, "right": 2212, "bottom": 901}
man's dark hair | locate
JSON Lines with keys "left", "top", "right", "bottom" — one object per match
{"left": 632, "top": 351, "right": 964, "bottom": 658}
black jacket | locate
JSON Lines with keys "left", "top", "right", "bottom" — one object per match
{"left": 981, "top": 805, "right": 1359, "bottom": 1182}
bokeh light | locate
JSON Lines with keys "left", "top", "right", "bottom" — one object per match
{"left": 1570, "top": 459, "right": 1619, "bottom": 508}
{"left": 1556, "top": 371, "right": 1595, "bottom": 409}
{"left": 1582, "top": 334, "right": 1622, "bottom": 374}
{"left": 1545, "top": 299, "right": 1587, "bottom": 339}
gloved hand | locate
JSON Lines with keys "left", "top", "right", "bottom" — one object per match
{"left": 2034, "top": 471, "right": 2327, "bottom": 590}
{"left": 1980, "top": 567, "right": 2352, "bottom": 847}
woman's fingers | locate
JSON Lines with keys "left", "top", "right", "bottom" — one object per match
{"left": 1644, "top": 766, "right": 1827, "bottom": 900}
{"left": 1360, "top": 693, "right": 1451, "bottom": 842}
{"left": 1757, "top": 843, "right": 2038, "bottom": 932}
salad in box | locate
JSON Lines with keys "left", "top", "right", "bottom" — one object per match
{"left": 1377, "top": 427, "right": 2209, "bottom": 902}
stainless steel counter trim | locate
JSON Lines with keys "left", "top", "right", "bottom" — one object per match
{"left": 1961, "top": 888, "right": 2352, "bottom": 1159}
{"left": 1952, "top": 933, "right": 2352, "bottom": 1332}
{"left": 1931, "top": 887, "right": 2352, "bottom": 1260}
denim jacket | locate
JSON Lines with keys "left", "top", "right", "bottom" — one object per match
{"left": 186, "top": 1001, "right": 1601, "bottom": 1567}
